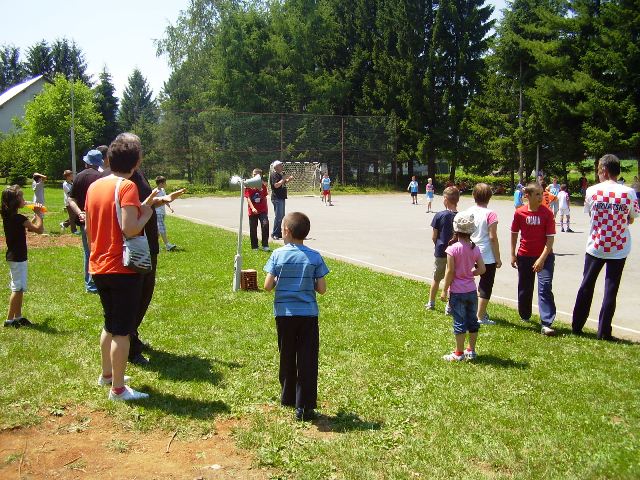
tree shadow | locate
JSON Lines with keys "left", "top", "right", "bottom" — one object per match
{"left": 133, "top": 386, "right": 230, "bottom": 419}
{"left": 142, "top": 349, "right": 224, "bottom": 384}
{"left": 314, "top": 410, "right": 383, "bottom": 433}
{"left": 472, "top": 354, "right": 529, "bottom": 369}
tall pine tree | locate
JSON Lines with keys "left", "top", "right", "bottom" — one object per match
{"left": 93, "top": 68, "right": 119, "bottom": 146}
{"left": 118, "top": 68, "right": 157, "bottom": 131}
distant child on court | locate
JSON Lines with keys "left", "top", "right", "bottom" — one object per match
{"left": 264, "top": 212, "right": 329, "bottom": 421}
{"left": 510, "top": 182, "right": 557, "bottom": 336}
{"left": 407, "top": 176, "right": 419, "bottom": 204}
{"left": 32, "top": 173, "right": 47, "bottom": 205}
{"left": 155, "top": 176, "right": 176, "bottom": 251}
{"left": 60, "top": 170, "right": 77, "bottom": 234}
{"left": 441, "top": 211, "right": 486, "bottom": 361}
{"left": 425, "top": 178, "right": 435, "bottom": 212}
{"left": 514, "top": 183, "right": 524, "bottom": 208}
{"left": 465, "top": 183, "right": 502, "bottom": 325}
{"left": 2, "top": 185, "right": 44, "bottom": 328}
{"left": 557, "top": 184, "right": 572, "bottom": 232}
{"left": 245, "top": 168, "right": 270, "bottom": 250}
{"left": 426, "top": 186, "right": 459, "bottom": 311}
{"left": 546, "top": 177, "right": 561, "bottom": 219}
{"left": 540, "top": 182, "right": 557, "bottom": 210}
{"left": 321, "top": 172, "right": 333, "bottom": 206}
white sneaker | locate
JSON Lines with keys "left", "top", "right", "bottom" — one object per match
{"left": 541, "top": 325, "right": 556, "bottom": 336}
{"left": 444, "top": 302, "right": 452, "bottom": 315}
{"left": 478, "top": 314, "right": 496, "bottom": 325}
{"left": 443, "top": 351, "right": 464, "bottom": 362}
{"left": 262, "top": 246, "right": 271, "bottom": 252}
{"left": 464, "top": 349, "right": 478, "bottom": 360}
{"left": 424, "top": 301, "right": 435, "bottom": 310}
{"left": 108, "top": 386, "right": 149, "bottom": 401}
{"left": 59, "top": 222, "right": 65, "bottom": 231}
{"left": 97, "top": 374, "right": 131, "bottom": 386}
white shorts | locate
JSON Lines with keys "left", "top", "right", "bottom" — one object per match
{"left": 558, "top": 208, "right": 570, "bottom": 216}
{"left": 8, "top": 261, "right": 28, "bottom": 292}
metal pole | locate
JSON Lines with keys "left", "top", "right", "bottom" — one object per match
{"left": 233, "top": 180, "right": 245, "bottom": 291}
{"left": 341, "top": 116, "right": 345, "bottom": 185}
{"left": 536, "top": 144, "right": 540, "bottom": 181}
{"left": 70, "top": 79, "right": 77, "bottom": 175}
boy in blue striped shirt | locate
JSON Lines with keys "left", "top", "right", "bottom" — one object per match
{"left": 264, "top": 212, "right": 329, "bottom": 421}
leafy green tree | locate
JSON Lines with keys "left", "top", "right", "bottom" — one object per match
{"left": 93, "top": 68, "right": 119, "bottom": 146}
{"left": 21, "top": 75, "right": 103, "bottom": 177}
{"left": 0, "top": 45, "right": 25, "bottom": 91}
{"left": 118, "top": 68, "right": 157, "bottom": 131}
{"left": 24, "top": 40, "right": 53, "bottom": 79}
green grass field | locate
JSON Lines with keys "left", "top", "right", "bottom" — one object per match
{"left": 1, "top": 187, "right": 639, "bottom": 479}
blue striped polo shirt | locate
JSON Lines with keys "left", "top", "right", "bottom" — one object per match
{"left": 264, "top": 243, "right": 330, "bottom": 317}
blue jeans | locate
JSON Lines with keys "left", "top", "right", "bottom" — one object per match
{"left": 516, "top": 254, "right": 556, "bottom": 325}
{"left": 450, "top": 291, "right": 479, "bottom": 334}
{"left": 80, "top": 225, "right": 97, "bottom": 293}
{"left": 271, "top": 197, "right": 285, "bottom": 238}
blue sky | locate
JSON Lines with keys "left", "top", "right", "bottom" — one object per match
{"left": 1, "top": 0, "right": 507, "bottom": 100}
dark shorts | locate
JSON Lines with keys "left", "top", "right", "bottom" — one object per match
{"left": 410, "top": 192, "right": 418, "bottom": 197}
{"left": 93, "top": 273, "right": 143, "bottom": 336}
{"left": 478, "top": 262, "right": 497, "bottom": 299}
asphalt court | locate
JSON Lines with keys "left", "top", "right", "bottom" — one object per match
{"left": 171, "top": 192, "right": 639, "bottom": 341}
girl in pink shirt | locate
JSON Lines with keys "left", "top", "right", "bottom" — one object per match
{"left": 441, "top": 212, "right": 486, "bottom": 361}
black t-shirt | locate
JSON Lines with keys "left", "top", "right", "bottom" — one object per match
{"left": 270, "top": 171, "right": 288, "bottom": 200}
{"left": 130, "top": 170, "right": 160, "bottom": 255}
{"left": 2, "top": 213, "right": 28, "bottom": 262}
{"left": 69, "top": 166, "right": 102, "bottom": 211}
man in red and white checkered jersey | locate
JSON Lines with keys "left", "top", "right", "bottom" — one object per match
{"left": 572, "top": 154, "right": 640, "bottom": 339}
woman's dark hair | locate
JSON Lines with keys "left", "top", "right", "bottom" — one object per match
{"left": 108, "top": 133, "right": 141, "bottom": 174}
{"left": 1, "top": 185, "right": 23, "bottom": 217}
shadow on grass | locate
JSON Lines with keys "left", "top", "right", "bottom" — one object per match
{"left": 314, "top": 410, "right": 383, "bottom": 433}
{"left": 143, "top": 349, "right": 224, "bottom": 384}
{"left": 136, "top": 386, "right": 230, "bottom": 419}
{"left": 29, "top": 317, "right": 65, "bottom": 334}
{"left": 473, "top": 354, "right": 529, "bottom": 369}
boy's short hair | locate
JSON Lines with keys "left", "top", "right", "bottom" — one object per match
{"left": 1, "top": 185, "right": 23, "bottom": 217}
{"left": 443, "top": 186, "right": 460, "bottom": 204}
{"left": 252, "top": 168, "right": 263, "bottom": 176}
{"left": 472, "top": 183, "right": 492, "bottom": 204}
{"left": 283, "top": 212, "right": 310, "bottom": 240}
{"left": 155, "top": 175, "right": 166, "bottom": 185}
{"left": 599, "top": 154, "right": 621, "bottom": 176}
{"left": 63, "top": 170, "right": 73, "bottom": 178}
{"left": 560, "top": 184, "right": 567, "bottom": 191}
{"left": 96, "top": 145, "right": 109, "bottom": 157}
{"left": 108, "top": 133, "right": 141, "bottom": 174}
{"left": 524, "top": 182, "right": 541, "bottom": 196}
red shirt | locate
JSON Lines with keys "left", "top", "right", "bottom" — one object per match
{"left": 244, "top": 183, "right": 268, "bottom": 216}
{"left": 511, "top": 205, "right": 555, "bottom": 257}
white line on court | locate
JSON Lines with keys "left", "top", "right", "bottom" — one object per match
{"left": 174, "top": 213, "right": 640, "bottom": 336}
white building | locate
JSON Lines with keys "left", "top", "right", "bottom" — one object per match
{"left": 0, "top": 75, "right": 47, "bottom": 133}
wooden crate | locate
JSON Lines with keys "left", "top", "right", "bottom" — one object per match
{"left": 241, "top": 269, "right": 258, "bottom": 291}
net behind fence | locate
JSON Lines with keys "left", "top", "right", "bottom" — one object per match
{"left": 155, "top": 111, "right": 396, "bottom": 187}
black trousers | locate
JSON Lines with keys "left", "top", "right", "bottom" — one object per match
{"left": 276, "top": 316, "right": 319, "bottom": 409}
{"left": 129, "top": 254, "right": 157, "bottom": 359}
{"left": 249, "top": 212, "right": 269, "bottom": 249}
{"left": 572, "top": 253, "right": 626, "bottom": 339}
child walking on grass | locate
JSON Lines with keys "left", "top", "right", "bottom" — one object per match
{"left": 425, "top": 186, "right": 459, "bottom": 311}
{"left": 441, "top": 211, "right": 485, "bottom": 361}
{"left": 2, "top": 185, "right": 44, "bottom": 328}
{"left": 155, "top": 176, "right": 177, "bottom": 251}
{"left": 264, "top": 212, "right": 329, "bottom": 421}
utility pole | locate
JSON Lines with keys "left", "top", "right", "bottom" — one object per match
{"left": 70, "top": 78, "right": 77, "bottom": 175}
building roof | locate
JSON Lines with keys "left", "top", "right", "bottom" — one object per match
{"left": 0, "top": 75, "right": 45, "bottom": 108}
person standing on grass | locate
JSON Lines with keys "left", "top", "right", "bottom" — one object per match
{"left": 68, "top": 149, "right": 105, "bottom": 294}
{"left": 441, "top": 211, "right": 486, "bottom": 361}
{"left": 510, "top": 183, "right": 557, "bottom": 336}
{"left": 269, "top": 161, "right": 293, "bottom": 240}
{"left": 320, "top": 172, "right": 333, "bottom": 206}
{"left": 407, "top": 176, "right": 419, "bottom": 204}
{"left": 2, "top": 186, "right": 44, "bottom": 328}
{"left": 32, "top": 173, "right": 47, "bottom": 205}
{"left": 572, "top": 154, "right": 639, "bottom": 340}
{"left": 425, "top": 178, "right": 435, "bottom": 213}
{"left": 86, "top": 133, "right": 157, "bottom": 401}
{"left": 60, "top": 170, "right": 78, "bottom": 234}
{"left": 465, "top": 183, "right": 502, "bottom": 326}
{"left": 425, "top": 186, "right": 459, "bottom": 311}
{"left": 557, "top": 184, "right": 573, "bottom": 232}
{"left": 245, "top": 168, "right": 270, "bottom": 251}
{"left": 155, "top": 176, "right": 177, "bottom": 252}
{"left": 264, "top": 212, "right": 329, "bottom": 421}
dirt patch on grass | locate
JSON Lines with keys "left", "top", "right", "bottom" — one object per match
{"left": 0, "top": 408, "right": 272, "bottom": 479}
{"left": 0, "top": 232, "right": 83, "bottom": 250}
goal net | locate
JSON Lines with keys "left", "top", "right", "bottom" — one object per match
{"left": 272, "top": 161, "right": 322, "bottom": 196}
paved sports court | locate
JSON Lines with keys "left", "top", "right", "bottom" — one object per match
{"left": 171, "top": 192, "right": 639, "bottom": 341}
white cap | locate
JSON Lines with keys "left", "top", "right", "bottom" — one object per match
{"left": 272, "top": 160, "right": 283, "bottom": 168}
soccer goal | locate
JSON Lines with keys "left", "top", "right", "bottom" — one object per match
{"left": 275, "top": 161, "right": 322, "bottom": 196}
